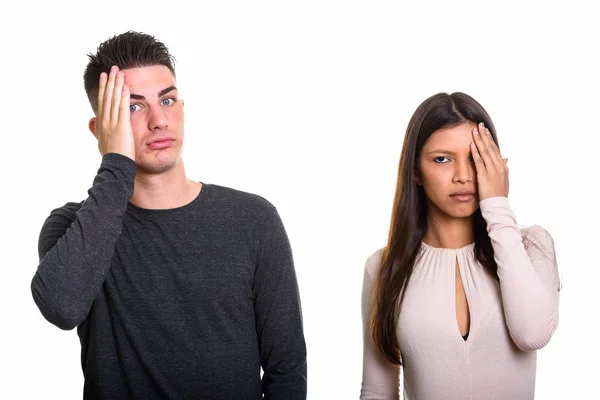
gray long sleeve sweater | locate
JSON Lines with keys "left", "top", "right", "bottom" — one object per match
{"left": 31, "top": 153, "right": 307, "bottom": 399}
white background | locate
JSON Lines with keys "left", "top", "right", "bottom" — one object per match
{"left": 2, "top": 1, "right": 598, "bottom": 399}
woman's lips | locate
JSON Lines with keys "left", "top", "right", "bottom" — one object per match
{"left": 450, "top": 193, "right": 476, "bottom": 202}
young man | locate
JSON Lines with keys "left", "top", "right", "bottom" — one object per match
{"left": 31, "top": 31, "right": 307, "bottom": 399}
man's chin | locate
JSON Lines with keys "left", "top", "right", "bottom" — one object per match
{"left": 135, "top": 156, "right": 181, "bottom": 175}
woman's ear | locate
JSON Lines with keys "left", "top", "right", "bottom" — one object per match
{"left": 414, "top": 170, "right": 423, "bottom": 186}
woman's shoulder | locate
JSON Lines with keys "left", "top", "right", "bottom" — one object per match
{"left": 519, "top": 224, "right": 557, "bottom": 260}
{"left": 519, "top": 224, "right": 555, "bottom": 245}
{"left": 364, "top": 247, "right": 386, "bottom": 279}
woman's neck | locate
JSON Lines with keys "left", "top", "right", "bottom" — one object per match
{"left": 422, "top": 209, "right": 474, "bottom": 249}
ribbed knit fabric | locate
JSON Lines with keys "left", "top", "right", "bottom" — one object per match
{"left": 360, "top": 197, "right": 560, "bottom": 400}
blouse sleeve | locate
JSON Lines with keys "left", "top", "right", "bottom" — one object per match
{"left": 480, "top": 196, "right": 561, "bottom": 351}
{"left": 360, "top": 251, "right": 401, "bottom": 399}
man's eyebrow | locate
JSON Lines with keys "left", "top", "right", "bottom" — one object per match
{"left": 159, "top": 86, "right": 177, "bottom": 97}
{"left": 130, "top": 86, "right": 178, "bottom": 100}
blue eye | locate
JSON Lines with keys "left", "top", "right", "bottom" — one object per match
{"left": 130, "top": 104, "right": 141, "bottom": 112}
{"left": 161, "top": 98, "right": 175, "bottom": 106}
{"left": 433, "top": 156, "right": 450, "bottom": 163}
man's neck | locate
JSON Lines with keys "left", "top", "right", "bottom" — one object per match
{"left": 130, "top": 162, "right": 201, "bottom": 210}
{"left": 422, "top": 208, "right": 474, "bottom": 249}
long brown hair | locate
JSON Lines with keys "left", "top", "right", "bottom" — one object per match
{"left": 370, "top": 92, "right": 500, "bottom": 365}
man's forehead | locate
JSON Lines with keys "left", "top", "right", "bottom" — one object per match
{"left": 122, "top": 65, "right": 176, "bottom": 93}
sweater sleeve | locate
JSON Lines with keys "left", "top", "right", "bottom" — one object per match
{"left": 480, "top": 196, "right": 560, "bottom": 351}
{"left": 31, "top": 153, "right": 136, "bottom": 331}
{"left": 360, "top": 251, "right": 400, "bottom": 400}
{"left": 253, "top": 206, "right": 307, "bottom": 399}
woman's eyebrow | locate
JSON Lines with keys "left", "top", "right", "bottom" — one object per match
{"left": 425, "top": 149, "right": 457, "bottom": 155}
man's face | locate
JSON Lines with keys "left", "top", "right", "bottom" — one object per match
{"left": 122, "top": 65, "right": 184, "bottom": 174}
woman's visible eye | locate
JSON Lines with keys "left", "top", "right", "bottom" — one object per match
{"left": 433, "top": 156, "right": 450, "bottom": 163}
{"left": 161, "top": 98, "right": 175, "bottom": 106}
{"left": 130, "top": 104, "right": 141, "bottom": 113}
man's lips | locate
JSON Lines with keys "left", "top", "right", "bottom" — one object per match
{"left": 148, "top": 137, "right": 175, "bottom": 149}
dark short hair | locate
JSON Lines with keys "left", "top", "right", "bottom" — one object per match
{"left": 83, "top": 31, "right": 176, "bottom": 113}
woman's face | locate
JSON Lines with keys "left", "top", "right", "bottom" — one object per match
{"left": 417, "top": 121, "right": 480, "bottom": 220}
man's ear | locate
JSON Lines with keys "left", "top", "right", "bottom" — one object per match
{"left": 181, "top": 99, "right": 185, "bottom": 108}
{"left": 89, "top": 117, "right": 98, "bottom": 139}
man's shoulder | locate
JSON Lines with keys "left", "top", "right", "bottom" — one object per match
{"left": 44, "top": 201, "right": 85, "bottom": 224}
{"left": 203, "top": 183, "right": 277, "bottom": 214}
{"left": 38, "top": 201, "right": 85, "bottom": 260}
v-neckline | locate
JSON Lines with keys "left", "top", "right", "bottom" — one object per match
{"left": 454, "top": 255, "right": 472, "bottom": 343}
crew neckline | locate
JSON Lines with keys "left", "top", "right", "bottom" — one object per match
{"left": 127, "top": 182, "right": 208, "bottom": 214}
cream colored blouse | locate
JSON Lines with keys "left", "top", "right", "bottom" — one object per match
{"left": 360, "top": 197, "right": 560, "bottom": 399}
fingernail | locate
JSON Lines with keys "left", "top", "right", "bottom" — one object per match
{"left": 479, "top": 122, "right": 485, "bottom": 129}
{"left": 474, "top": 128, "right": 479, "bottom": 135}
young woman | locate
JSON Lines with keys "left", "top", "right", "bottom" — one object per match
{"left": 360, "top": 92, "right": 560, "bottom": 399}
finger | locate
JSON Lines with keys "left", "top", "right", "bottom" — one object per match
{"left": 102, "top": 66, "right": 118, "bottom": 127}
{"left": 119, "top": 84, "right": 131, "bottom": 127}
{"left": 111, "top": 71, "right": 124, "bottom": 124}
{"left": 481, "top": 124, "right": 504, "bottom": 164}
{"left": 470, "top": 140, "right": 485, "bottom": 173}
{"left": 483, "top": 126, "right": 508, "bottom": 174}
{"left": 97, "top": 72, "right": 107, "bottom": 120}
{"left": 479, "top": 123, "right": 503, "bottom": 169}
{"left": 472, "top": 125, "right": 496, "bottom": 170}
